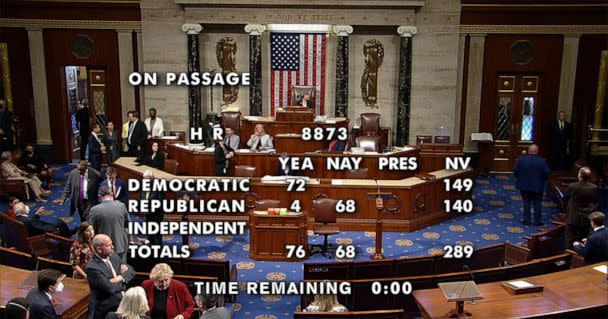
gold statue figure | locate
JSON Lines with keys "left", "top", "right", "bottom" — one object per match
{"left": 216, "top": 37, "right": 239, "bottom": 105}
{"left": 361, "top": 39, "right": 384, "bottom": 108}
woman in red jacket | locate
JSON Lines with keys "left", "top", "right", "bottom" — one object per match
{"left": 142, "top": 263, "right": 195, "bottom": 319}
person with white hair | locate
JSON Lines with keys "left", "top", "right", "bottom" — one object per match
{"left": 140, "top": 170, "right": 163, "bottom": 245}
{"left": 1, "top": 151, "right": 49, "bottom": 202}
{"left": 141, "top": 263, "right": 195, "bottom": 319}
{"left": 105, "top": 286, "right": 150, "bottom": 319}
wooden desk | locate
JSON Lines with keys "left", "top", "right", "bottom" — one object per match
{"left": 114, "top": 157, "right": 474, "bottom": 232}
{"left": 273, "top": 134, "right": 327, "bottom": 153}
{"left": 249, "top": 211, "right": 307, "bottom": 261}
{"left": 275, "top": 108, "right": 315, "bottom": 122}
{"left": 0, "top": 265, "right": 90, "bottom": 319}
{"left": 147, "top": 135, "right": 185, "bottom": 153}
{"left": 413, "top": 263, "right": 608, "bottom": 319}
{"left": 166, "top": 144, "right": 422, "bottom": 179}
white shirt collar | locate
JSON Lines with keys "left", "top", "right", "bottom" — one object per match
{"left": 593, "top": 225, "right": 605, "bottom": 232}
{"left": 45, "top": 292, "right": 52, "bottom": 301}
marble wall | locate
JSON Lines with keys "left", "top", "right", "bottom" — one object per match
{"left": 140, "top": 0, "right": 462, "bottom": 142}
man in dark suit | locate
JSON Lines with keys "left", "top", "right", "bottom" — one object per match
{"left": 26, "top": 268, "right": 64, "bottom": 319}
{"left": 513, "top": 144, "right": 551, "bottom": 226}
{"left": 54, "top": 160, "right": 101, "bottom": 221}
{"left": 88, "top": 123, "right": 104, "bottom": 172}
{"left": 573, "top": 211, "right": 608, "bottom": 264}
{"left": 86, "top": 234, "right": 135, "bottom": 319}
{"left": 99, "top": 166, "right": 128, "bottom": 206}
{"left": 550, "top": 111, "right": 572, "bottom": 170}
{"left": 565, "top": 167, "right": 598, "bottom": 248}
{"left": 76, "top": 100, "right": 90, "bottom": 161}
{"left": 89, "top": 186, "right": 130, "bottom": 263}
{"left": 14, "top": 202, "right": 73, "bottom": 238}
{"left": 0, "top": 99, "right": 14, "bottom": 152}
{"left": 127, "top": 111, "right": 148, "bottom": 161}
{"left": 140, "top": 170, "right": 164, "bottom": 245}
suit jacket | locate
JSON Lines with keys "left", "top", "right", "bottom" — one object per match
{"left": 201, "top": 307, "right": 231, "bottom": 319}
{"left": 224, "top": 134, "right": 240, "bottom": 150}
{"left": 128, "top": 120, "right": 148, "bottom": 148}
{"left": 513, "top": 155, "right": 551, "bottom": 193}
{"left": 140, "top": 190, "right": 164, "bottom": 222}
{"left": 214, "top": 143, "right": 234, "bottom": 176}
{"left": 60, "top": 168, "right": 102, "bottom": 215}
{"left": 89, "top": 133, "right": 103, "bottom": 158}
{"left": 247, "top": 134, "right": 273, "bottom": 150}
{"left": 0, "top": 108, "right": 13, "bottom": 134}
{"left": 574, "top": 227, "right": 608, "bottom": 265}
{"left": 89, "top": 200, "right": 130, "bottom": 255}
{"left": 86, "top": 253, "right": 135, "bottom": 319}
{"left": 550, "top": 121, "right": 572, "bottom": 153}
{"left": 142, "top": 279, "right": 195, "bottom": 319}
{"left": 103, "top": 131, "right": 120, "bottom": 163}
{"left": 17, "top": 214, "right": 70, "bottom": 238}
{"left": 565, "top": 181, "right": 598, "bottom": 225}
{"left": 100, "top": 178, "right": 128, "bottom": 207}
{"left": 145, "top": 151, "right": 165, "bottom": 170}
{"left": 26, "top": 289, "right": 57, "bottom": 319}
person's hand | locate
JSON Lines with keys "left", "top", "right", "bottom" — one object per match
{"left": 173, "top": 315, "right": 185, "bottom": 319}
{"left": 53, "top": 199, "right": 64, "bottom": 205}
{"left": 226, "top": 153, "right": 232, "bottom": 159}
{"left": 120, "top": 264, "right": 128, "bottom": 273}
{"left": 35, "top": 207, "right": 46, "bottom": 215}
{"left": 27, "top": 164, "right": 36, "bottom": 170}
{"left": 137, "top": 146, "right": 141, "bottom": 151}
{"left": 110, "top": 275, "right": 124, "bottom": 283}
{"left": 573, "top": 241, "right": 581, "bottom": 247}
{"left": 582, "top": 238, "right": 587, "bottom": 244}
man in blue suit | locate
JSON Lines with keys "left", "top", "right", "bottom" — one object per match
{"left": 26, "top": 268, "right": 64, "bottom": 319}
{"left": 573, "top": 212, "right": 608, "bottom": 265}
{"left": 99, "top": 166, "right": 128, "bottom": 207}
{"left": 513, "top": 144, "right": 551, "bottom": 226}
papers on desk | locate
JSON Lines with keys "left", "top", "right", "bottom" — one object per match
{"left": 351, "top": 147, "right": 364, "bottom": 154}
{"left": 332, "top": 179, "right": 344, "bottom": 185}
{"left": 365, "top": 151, "right": 379, "bottom": 155}
{"left": 243, "top": 116, "right": 260, "bottom": 121}
{"left": 159, "top": 135, "right": 179, "bottom": 140}
{"left": 471, "top": 132, "right": 494, "bottom": 142}
{"left": 235, "top": 149, "right": 251, "bottom": 153}
{"left": 593, "top": 265, "right": 607, "bottom": 274}
{"left": 261, "top": 176, "right": 310, "bottom": 184}
{"left": 508, "top": 280, "right": 534, "bottom": 288}
{"left": 393, "top": 146, "right": 415, "bottom": 152}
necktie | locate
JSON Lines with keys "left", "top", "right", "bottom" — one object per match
{"left": 78, "top": 175, "right": 85, "bottom": 206}
{"left": 105, "top": 259, "right": 118, "bottom": 277}
{"left": 128, "top": 122, "right": 134, "bottom": 144}
{"left": 111, "top": 182, "right": 116, "bottom": 200}
{"left": 560, "top": 122, "right": 564, "bottom": 132}
{"left": 227, "top": 136, "right": 231, "bottom": 146}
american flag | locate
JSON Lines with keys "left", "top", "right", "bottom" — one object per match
{"left": 270, "top": 33, "right": 327, "bottom": 115}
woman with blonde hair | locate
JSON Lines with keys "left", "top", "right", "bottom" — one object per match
{"left": 246, "top": 124, "right": 273, "bottom": 151}
{"left": 1, "top": 151, "right": 49, "bottom": 202}
{"left": 105, "top": 287, "right": 150, "bottom": 319}
{"left": 304, "top": 294, "right": 348, "bottom": 312}
{"left": 142, "top": 263, "right": 195, "bottom": 319}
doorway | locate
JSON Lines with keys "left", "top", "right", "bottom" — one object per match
{"left": 490, "top": 74, "right": 541, "bottom": 171}
{"left": 63, "top": 66, "right": 109, "bottom": 162}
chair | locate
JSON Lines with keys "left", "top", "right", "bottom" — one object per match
{"left": 0, "top": 170, "right": 29, "bottom": 200}
{"left": 254, "top": 199, "right": 281, "bottom": 211}
{"left": 164, "top": 159, "right": 180, "bottom": 175}
{"left": 44, "top": 233, "right": 74, "bottom": 262}
{"left": 345, "top": 168, "right": 368, "bottom": 179}
{"left": 359, "top": 113, "right": 381, "bottom": 137}
{"left": 291, "top": 85, "right": 315, "bottom": 108}
{"left": 416, "top": 135, "right": 433, "bottom": 144}
{"left": 221, "top": 111, "right": 242, "bottom": 134}
{"left": 36, "top": 256, "right": 74, "bottom": 276}
{"left": 234, "top": 165, "right": 256, "bottom": 177}
{"left": 311, "top": 197, "right": 339, "bottom": 258}
{"left": 0, "top": 212, "right": 35, "bottom": 253}
{"left": 434, "top": 135, "right": 450, "bottom": 144}
{"left": 355, "top": 136, "right": 380, "bottom": 152}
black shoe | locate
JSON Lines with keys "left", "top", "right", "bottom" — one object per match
{"left": 533, "top": 222, "right": 546, "bottom": 227}
{"left": 521, "top": 219, "right": 532, "bottom": 226}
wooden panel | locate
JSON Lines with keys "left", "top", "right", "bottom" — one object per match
{"left": 273, "top": 135, "right": 326, "bottom": 153}
{"left": 2, "top": 0, "right": 141, "bottom": 21}
{"left": 44, "top": 29, "right": 122, "bottom": 162}
{"left": 240, "top": 118, "right": 349, "bottom": 145}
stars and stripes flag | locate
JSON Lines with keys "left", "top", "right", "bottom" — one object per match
{"left": 270, "top": 33, "right": 327, "bottom": 116}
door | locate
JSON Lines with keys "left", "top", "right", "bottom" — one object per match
{"left": 491, "top": 74, "right": 540, "bottom": 171}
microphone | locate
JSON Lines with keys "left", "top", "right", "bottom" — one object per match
{"left": 463, "top": 265, "right": 477, "bottom": 304}
{"left": 374, "top": 177, "right": 380, "bottom": 194}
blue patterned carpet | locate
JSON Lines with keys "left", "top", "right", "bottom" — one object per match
{"left": 2, "top": 165, "right": 591, "bottom": 319}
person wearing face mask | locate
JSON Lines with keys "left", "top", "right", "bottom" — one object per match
{"left": 21, "top": 144, "right": 53, "bottom": 189}
{"left": 103, "top": 122, "right": 121, "bottom": 164}
{"left": 86, "top": 234, "right": 135, "bottom": 319}
{"left": 54, "top": 160, "right": 101, "bottom": 221}
{"left": 4, "top": 297, "right": 30, "bottom": 319}
{"left": 13, "top": 202, "right": 73, "bottom": 238}
{"left": 26, "top": 268, "right": 65, "bottom": 319}
{"left": 141, "top": 263, "right": 195, "bottom": 319}
{"left": 1, "top": 151, "right": 49, "bottom": 202}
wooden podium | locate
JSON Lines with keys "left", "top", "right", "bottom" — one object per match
{"left": 276, "top": 107, "right": 315, "bottom": 122}
{"left": 249, "top": 210, "right": 308, "bottom": 261}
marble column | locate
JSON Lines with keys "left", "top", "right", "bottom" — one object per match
{"left": 395, "top": 26, "right": 417, "bottom": 147}
{"left": 463, "top": 34, "right": 486, "bottom": 152}
{"left": 27, "top": 27, "right": 52, "bottom": 146}
{"left": 117, "top": 29, "right": 136, "bottom": 122}
{"left": 558, "top": 34, "right": 581, "bottom": 120}
{"left": 182, "top": 23, "right": 203, "bottom": 144}
{"left": 245, "top": 24, "right": 266, "bottom": 116}
{"left": 333, "top": 25, "right": 353, "bottom": 118}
